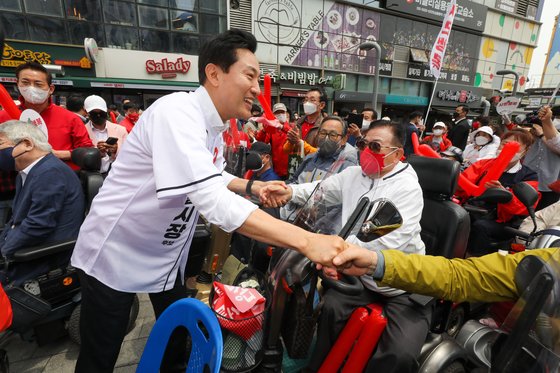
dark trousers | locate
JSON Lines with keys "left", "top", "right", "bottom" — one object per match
{"left": 467, "top": 217, "right": 518, "bottom": 256}
{"left": 307, "top": 288, "right": 432, "bottom": 373}
{"left": 75, "top": 270, "right": 189, "bottom": 373}
{"left": 536, "top": 191, "right": 560, "bottom": 211}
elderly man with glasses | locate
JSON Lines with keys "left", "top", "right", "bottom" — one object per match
{"left": 261, "top": 119, "right": 428, "bottom": 373}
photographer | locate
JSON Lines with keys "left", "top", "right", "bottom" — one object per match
{"left": 524, "top": 106, "right": 560, "bottom": 210}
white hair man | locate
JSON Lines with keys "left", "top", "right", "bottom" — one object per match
{"left": 0, "top": 120, "right": 84, "bottom": 286}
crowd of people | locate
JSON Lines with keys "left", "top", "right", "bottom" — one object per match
{"left": 0, "top": 29, "right": 559, "bottom": 373}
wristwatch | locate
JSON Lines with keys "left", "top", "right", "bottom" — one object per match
{"left": 246, "top": 179, "right": 254, "bottom": 196}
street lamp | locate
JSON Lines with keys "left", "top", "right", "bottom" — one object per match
{"left": 359, "top": 41, "right": 381, "bottom": 112}
{"left": 496, "top": 69, "right": 519, "bottom": 96}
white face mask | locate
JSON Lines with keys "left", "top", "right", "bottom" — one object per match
{"left": 303, "top": 101, "right": 317, "bottom": 115}
{"left": 275, "top": 113, "right": 287, "bottom": 123}
{"left": 433, "top": 129, "right": 444, "bottom": 136}
{"left": 362, "top": 119, "right": 371, "bottom": 128}
{"left": 18, "top": 85, "right": 50, "bottom": 105}
{"left": 475, "top": 136, "right": 490, "bottom": 146}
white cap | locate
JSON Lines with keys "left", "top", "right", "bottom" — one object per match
{"left": 470, "top": 126, "right": 494, "bottom": 143}
{"left": 84, "top": 95, "right": 107, "bottom": 113}
{"left": 433, "top": 121, "right": 446, "bottom": 129}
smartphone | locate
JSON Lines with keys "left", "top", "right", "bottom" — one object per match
{"left": 105, "top": 137, "right": 118, "bottom": 145}
{"left": 347, "top": 113, "right": 364, "bottom": 129}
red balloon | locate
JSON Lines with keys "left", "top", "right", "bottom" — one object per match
{"left": 472, "top": 141, "right": 520, "bottom": 196}
{"left": 264, "top": 73, "right": 272, "bottom": 109}
{"left": 411, "top": 132, "right": 420, "bottom": 155}
{"left": 257, "top": 94, "right": 276, "bottom": 121}
{"left": 0, "top": 84, "right": 20, "bottom": 120}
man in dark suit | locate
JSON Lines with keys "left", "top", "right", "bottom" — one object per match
{"left": 447, "top": 104, "right": 471, "bottom": 150}
{"left": 0, "top": 120, "right": 84, "bottom": 286}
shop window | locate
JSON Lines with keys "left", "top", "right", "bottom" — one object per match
{"left": 68, "top": 21, "right": 105, "bottom": 46}
{"left": 28, "top": 17, "right": 68, "bottom": 43}
{"left": 172, "top": 33, "right": 199, "bottom": 54}
{"left": 171, "top": 0, "right": 197, "bottom": 11}
{"left": 64, "top": 0, "right": 102, "bottom": 22}
{"left": 138, "top": 0, "right": 168, "bottom": 6}
{"left": 140, "top": 29, "right": 170, "bottom": 52}
{"left": 0, "top": 0, "right": 21, "bottom": 11}
{"left": 199, "top": 0, "right": 225, "bottom": 15}
{"left": 138, "top": 5, "right": 169, "bottom": 29}
{"left": 0, "top": 12, "right": 27, "bottom": 40}
{"left": 105, "top": 25, "right": 138, "bottom": 49}
{"left": 379, "top": 77, "right": 390, "bottom": 94}
{"left": 171, "top": 10, "right": 198, "bottom": 32}
{"left": 102, "top": 0, "right": 136, "bottom": 27}
{"left": 24, "top": 0, "right": 63, "bottom": 17}
{"left": 199, "top": 14, "right": 224, "bottom": 34}
{"left": 357, "top": 74, "right": 373, "bottom": 93}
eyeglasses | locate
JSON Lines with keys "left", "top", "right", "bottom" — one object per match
{"left": 317, "top": 130, "right": 342, "bottom": 140}
{"left": 356, "top": 139, "right": 399, "bottom": 153}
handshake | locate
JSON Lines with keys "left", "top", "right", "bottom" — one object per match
{"left": 251, "top": 180, "right": 381, "bottom": 278}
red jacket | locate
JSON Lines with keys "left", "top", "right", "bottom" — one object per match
{"left": 0, "top": 98, "right": 93, "bottom": 169}
{"left": 120, "top": 117, "right": 135, "bottom": 133}
{"left": 255, "top": 122, "right": 289, "bottom": 178}
{"left": 421, "top": 135, "right": 452, "bottom": 152}
{"left": 458, "top": 159, "right": 540, "bottom": 223}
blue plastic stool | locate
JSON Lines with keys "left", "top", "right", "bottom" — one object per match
{"left": 137, "top": 298, "right": 223, "bottom": 373}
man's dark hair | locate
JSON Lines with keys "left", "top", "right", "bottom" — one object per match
{"left": 66, "top": 94, "right": 85, "bottom": 113}
{"left": 307, "top": 88, "right": 327, "bottom": 105}
{"left": 362, "top": 108, "right": 378, "bottom": 120}
{"left": 198, "top": 29, "right": 257, "bottom": 85}
{"left": 109, "top": 104, "right": 117, "bottom": 111}
{"left": 15, "top": 61, "right": 52, "bottom": 85}
{"left": 409, "top": 111, "right": 423, "bottom": 121}
{"left": 123, "top": 102, "right": 138, "bottom": 111}
{"left": 320, "top": 115, "right": 348, "bottom": 136}
{"left": 366, "top": 120, "right": 405, "bottom": 148}
{"left": 476, "top": 115, "right": 490, "bottom": 127}
{"left": 457, "top": 105, "right": 469, "bottom": 114}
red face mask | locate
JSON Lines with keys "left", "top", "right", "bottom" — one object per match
{"left": 360, "top": 147, "right": 385, "bottom": 177}
{"left": 127, "top": 113, "right": 139, "bottom": 123}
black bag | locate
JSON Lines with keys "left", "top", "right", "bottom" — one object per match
{"left": 5, "top": 286, "right": 51, "bottom": 333}
{"left": 281, "top": 272, "right": 320, "bottom": 359}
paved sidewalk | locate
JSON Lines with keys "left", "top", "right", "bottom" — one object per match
{"left": 3, "top": 293, "right": 156, "bottom": 373}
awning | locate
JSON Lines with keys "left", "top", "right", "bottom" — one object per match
{"left": 0, "top": 74, "right": 199, "bottom": 91}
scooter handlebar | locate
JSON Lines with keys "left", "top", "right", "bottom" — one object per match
{"left": 504, "top": 226, "right": 530, "bottom": 239}
{"left": 319, "top": 272, "right": 363, "bottom": 296}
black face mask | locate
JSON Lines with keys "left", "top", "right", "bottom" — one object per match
{"left": 452, "top": 112, "right": 460, "bottom": 119}
{"left": 89, "top": 112, "right": 107, "bottom": 125}
{"left": 0, "top": 147, "right": 15, "bottom": 171}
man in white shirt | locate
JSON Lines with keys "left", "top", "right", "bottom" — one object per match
{"left": 83, "top": 95, "right": 128, "bottom": 174}
{"left": 261, "top": 120, "right": 430, "bottom": 373}
{"left": 71, "top": 29, "right": 351, "bottom": 373}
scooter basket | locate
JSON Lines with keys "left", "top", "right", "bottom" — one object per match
{"left": 281, "top": 274, "right": 320, "bottom": 359}
{"left": 210, "top": 268, "right": 270, "bottom": 372}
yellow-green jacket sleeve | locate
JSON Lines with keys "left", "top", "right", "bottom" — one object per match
{"left": 379, "top": 249, "right": 559, "bottom": 303}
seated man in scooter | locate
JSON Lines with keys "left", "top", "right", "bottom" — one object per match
{"left": 0, "top": 120, "right": 84, "bottom": 286}
{"left": 261, "top": 120, "right": 430, "bottom": 373}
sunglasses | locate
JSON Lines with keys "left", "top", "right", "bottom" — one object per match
{"left": 356, "top": 139, "right": 399, "bottom": 153}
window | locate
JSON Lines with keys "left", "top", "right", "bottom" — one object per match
{"left": 140, "top": 29, "right": 170, "bottom": 52}
{"left": 0, "top": 12, "right": 27, "bottom": 40}
{"left": 199, "top": 14, "right": 223, "bottom": 34}
{"left": 138, "top": 5, "right": 169, "bottom": 29}
{"left": 171, "top": 10, "right": 197, "bottom": 32}
{"left": 172, "top": 33, "right": 199, "bottom": 54}
{"left": 105, "top": 25, "right": 138, "bottom": 49}
{"left": 0, "top": 0, "right": 21, "bottom": 11}
{"left": 103, "top": 0, "right": 136, "bottom": 26}
{"left": 171, "top": 0, "right": 197, "bottom": 11}
{"left": 138, "top": 0, "right": 168, "bottom": 6}
{"left": 199, "top": 0, "right": 224, "bottom": 14}
{"left": 24, "top": 0, "right": 63, "bottom": 17}
{"left": 28, "top": 17, "right": 67, "bottom": 43}
{"left": 68, "top": 21, "right": 105, "bottom": 46}
{"left": 64, "top": 0, "right": 102, "bottom": 22}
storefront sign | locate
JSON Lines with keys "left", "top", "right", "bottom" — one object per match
{"left": 385, "top": 94, "right": 429, "bottom": 106}
{"left": 379, "top": 60, "right": 393, "bottom": 76}
{"left": 436, "top": 89, "right": 479, "bottom": 104}
{"left": 259, "top": 68, "right": 332, "bottom": 86}
{"left": 145, "top": 57, "right": 191, "bottom": 79}
{"left": 0, "top": 41, "right": 95, "bottom": 77}
{"left": 495, "top": 0, "right": 518, "bottom": 14}
{"left": 385, "top": 0, "right": 486, "bottom": 32}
